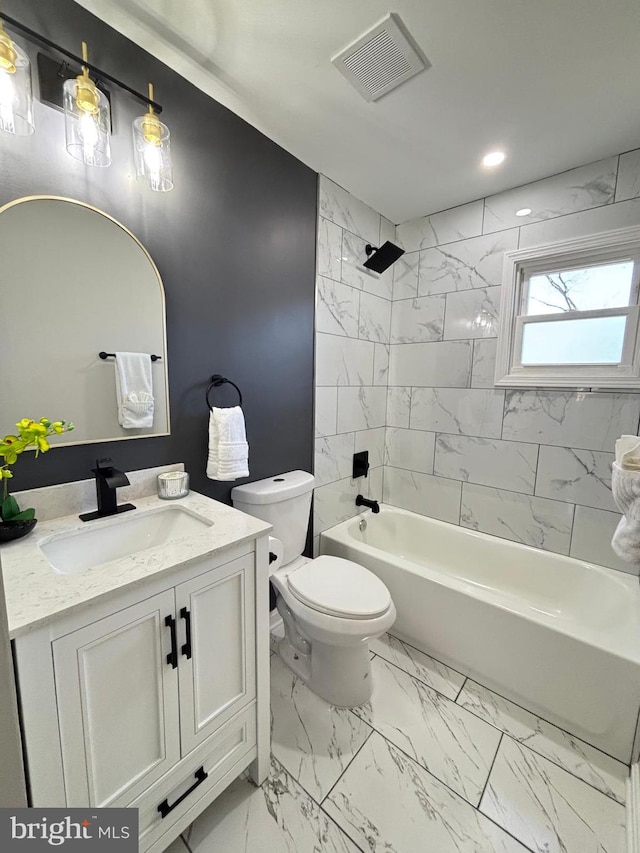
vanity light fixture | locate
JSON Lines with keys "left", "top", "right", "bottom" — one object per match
{"left": 0, "top": 19, "right": 34, "bottom": 135}
{"left": 63, "top": 42, "right": 111, "bottom": 167}
{"left": 132, "top": 83, "right": 174, "bottom": 192}
{"left": 0, "top": 12, "right": 173, "bottom": 188}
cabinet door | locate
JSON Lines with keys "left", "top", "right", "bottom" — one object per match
{"left": 53, "top": 590, "right": 181, "bottom": 807}
{"left": 176, "top": 554, "right": 256, "bottom": 755}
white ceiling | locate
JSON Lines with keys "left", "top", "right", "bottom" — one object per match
{"left": 75, "top": 0, "right": 640, "bottom": 224}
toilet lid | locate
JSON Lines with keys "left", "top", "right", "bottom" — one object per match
{"left": 287, "top": 556, "right": 391, "bottom": 619}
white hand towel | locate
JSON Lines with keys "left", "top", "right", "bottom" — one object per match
{"left": 206, "top": 406, "right": 249, "bottom": 481}
{"left": 611, "top": 460, "right": 640, "bottom": 564}
{"left": 115, "top": 352, "right": 155, "bottom": 429}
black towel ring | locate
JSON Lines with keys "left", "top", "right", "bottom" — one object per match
{"left": 206, "top": 374, "right": 243, "bottom": 410}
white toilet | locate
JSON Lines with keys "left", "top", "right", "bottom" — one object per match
{"left": 231, "top": 471, "right": 396, "bottom": 707}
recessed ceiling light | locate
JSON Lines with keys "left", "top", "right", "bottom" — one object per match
{"left": 515, "top": 208, "right": 532, "bottom": 217}
{"left": 482, "top": 151, "right": 506, "bottom": 168}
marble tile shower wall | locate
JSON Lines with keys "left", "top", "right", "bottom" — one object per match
{"left": 388, "top": 149, "right": 640, "bottom": 574}
{"left": 313, "top": 177, "right": 395, "bottom": 549}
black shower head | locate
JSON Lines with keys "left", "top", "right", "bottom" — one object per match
{"left": 363, "top": 241, "right": 405, "bottom": 274}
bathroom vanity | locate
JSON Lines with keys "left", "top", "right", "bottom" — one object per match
{"left": 0, "top": 480, "right": 271, "bottom": 853}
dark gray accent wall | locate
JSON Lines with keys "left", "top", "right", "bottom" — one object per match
{"left": 0, "top": 0, "right": 316, "bottom": 503}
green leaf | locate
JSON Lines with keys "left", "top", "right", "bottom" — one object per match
{"left": 11, "top": 508, "right": 35, "bottom": 522}
{"left": 1, "top": 495, "right": 20, "bottom": 521}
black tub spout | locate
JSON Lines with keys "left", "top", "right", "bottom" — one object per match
{"left": 356, "top": 495, "right": 380, "bottom": 514}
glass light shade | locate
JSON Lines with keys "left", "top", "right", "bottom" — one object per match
{"left": 63, "top": 75, "right": 111, "bottom": 167}
{"left": 0, "top": 34, "right": 34, "bottom": 135}
{"left": 133, "top": 113, "right": 174, "bottom": 192}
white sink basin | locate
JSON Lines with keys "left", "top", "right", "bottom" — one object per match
{"left": 39, "top": 506, "right": 213, "bottom": 574}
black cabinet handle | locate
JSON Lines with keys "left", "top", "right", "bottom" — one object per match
{"left": 157, "top": 766, "right": 208, "bottom": 818}
{"left": 180, "top": 607, "right": 192, "bottom": 660}
{"left": 165, "top": 614, "right": 178, "bottom": 669}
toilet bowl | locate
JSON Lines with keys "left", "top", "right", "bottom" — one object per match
{"left": 272, "top": 555, "right": 396, "bottom": 706}
{"left": 231, "top": 471, "right": 396, "bottom": 707}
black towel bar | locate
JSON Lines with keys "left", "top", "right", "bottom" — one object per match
{"left": 99, "top": 351, "right": 162, "bottom": 362}
{"left": 206, "top": 374, "right": 243, "bottom": 409}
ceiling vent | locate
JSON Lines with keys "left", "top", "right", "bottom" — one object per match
{"left": 331, "top": 13, "right": 428, "bottom": 102}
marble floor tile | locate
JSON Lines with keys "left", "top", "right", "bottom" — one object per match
{"left": 370, "top": 633, "right": 465, "bottom": 700}
{"left": 480, "top": 737, "right": 626, "bottom": 853}
{"left": 457, "top": 680, "right": 627, "bottom": 805}
{"left": 270, "top": 654, "right": 372, "bottom": 803}
{"left": 324, "top": 732, "right": 529, "bottom": 853}
{"left": 188, "top": 757, "right": 362, "bottom": 853}
{"left": 352, "top": 656, "right": 500, "bottom": 805}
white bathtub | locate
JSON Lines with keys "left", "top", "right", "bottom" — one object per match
{"left": 320, "top": 504, "right": 640, "bottom": 763}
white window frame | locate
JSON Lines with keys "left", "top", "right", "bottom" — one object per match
{"left": 494, "top": 225, "right": 640, "bottom": 389}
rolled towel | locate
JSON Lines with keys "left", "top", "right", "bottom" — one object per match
{"left": 611, "top": 462, "right": 640, "bottom": 563}
{"left": 206, "top": 406, "right": 249, "bottom": 481}
{"left": 615, "top": 435, "right": 640, "bottom": 471}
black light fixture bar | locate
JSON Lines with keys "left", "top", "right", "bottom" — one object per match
{"left": 0, "top": 12, "right": 163, "bottom": 114}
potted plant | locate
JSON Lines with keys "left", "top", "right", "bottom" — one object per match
{"left": 0, "top": 418, "right": 74, "bottom": 543}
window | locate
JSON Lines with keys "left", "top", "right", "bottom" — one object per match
{"left": 495, "top": 226, "right": 640, "bottom": 389}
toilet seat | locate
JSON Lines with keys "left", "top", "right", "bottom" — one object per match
{"left": 287, "top": 555, "right": 391, "bottom": 620}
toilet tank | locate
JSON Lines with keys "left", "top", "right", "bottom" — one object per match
{"left": 231, "top": 471, "right": 315, "bottom": 566}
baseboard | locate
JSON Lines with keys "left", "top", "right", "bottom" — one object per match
{"left": 628, "top": 764, "right": 640, "bottom": 853}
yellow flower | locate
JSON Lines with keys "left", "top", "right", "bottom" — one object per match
{"left": 0, "top": 436, "right": 21, "bottom": 465}
{"left": 1, "top": 417, "right": 74, "bottom": 508}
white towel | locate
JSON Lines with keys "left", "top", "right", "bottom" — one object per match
{"left": 611, "top": 460, "right": 640, "bottom": 564}
{"left": 115, "top": 352, "right": 155, "bottom": 429}
{"left": 615, "top": 435, "right": 640, "bottom": 470}
{"left": 206, "top": 406, "right": 249, "bottom": 481}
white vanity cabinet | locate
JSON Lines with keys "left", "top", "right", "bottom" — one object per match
{"left": 12, "top": 537, "right": 269, "bottom": 853}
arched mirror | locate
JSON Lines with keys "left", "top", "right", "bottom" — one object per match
{"left": 0, "top": 196, "right": 170, "bottom": 445}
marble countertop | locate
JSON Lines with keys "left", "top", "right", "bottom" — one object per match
{"left": 0, "top": 491, "right": 271, "bottom": 639}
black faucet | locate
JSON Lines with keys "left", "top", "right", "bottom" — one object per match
{"left": 356, "top": 494, "right": 380, "bottom": 514}
{"left": 79, "top": 458, "right": 136, "bottom": 521}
